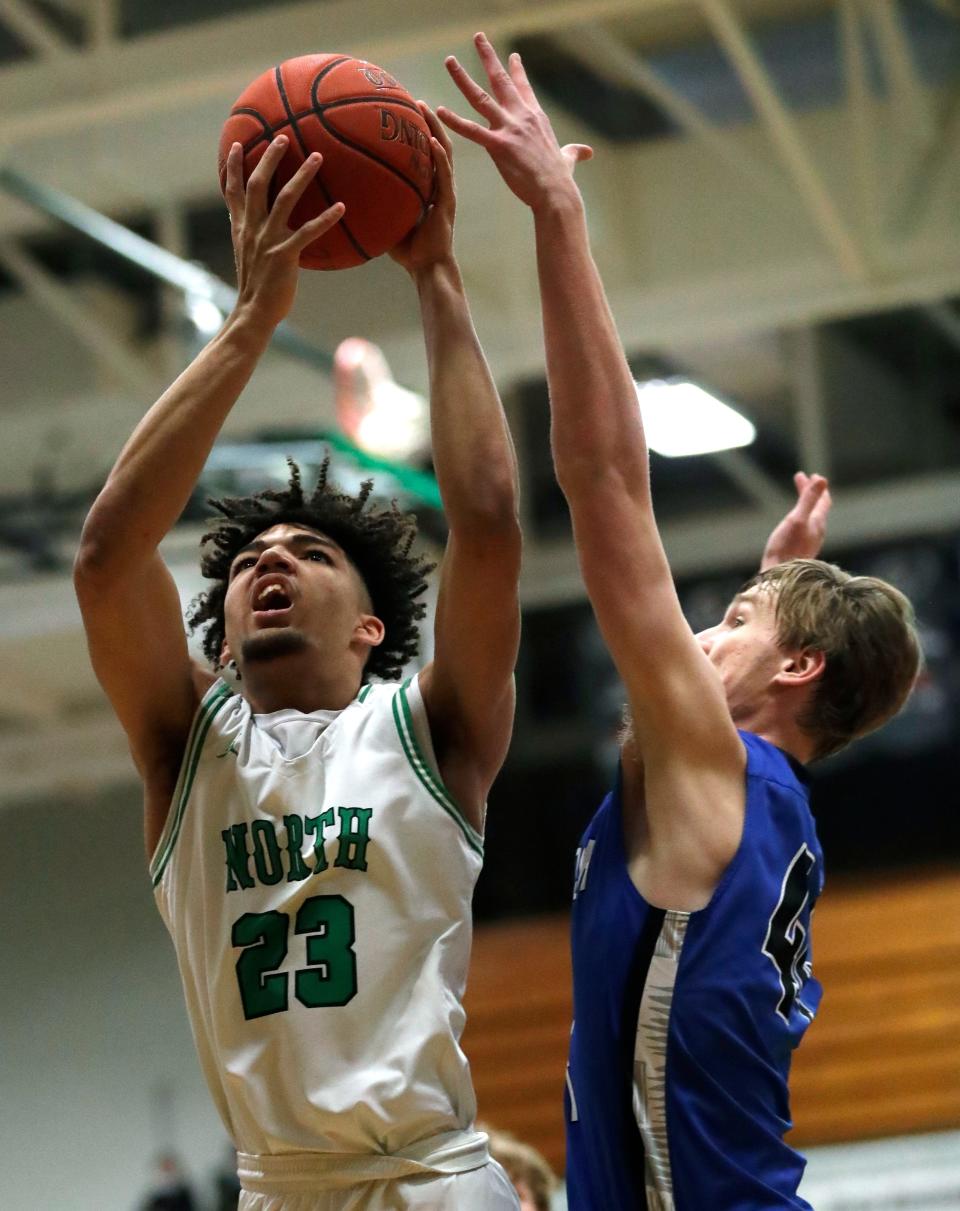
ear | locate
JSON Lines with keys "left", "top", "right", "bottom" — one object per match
{"left": 774, "top": 647, "right": 825, "bottom": 689}
{"left": 354, "top": 613, "right": 385, "bottom": 652}
{"left": 219, "top": 639, "right": 232, "bottom": 669}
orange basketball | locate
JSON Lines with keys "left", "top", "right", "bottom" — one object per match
{"left": 219, "top": 54, "right": 434, "bottom": 270}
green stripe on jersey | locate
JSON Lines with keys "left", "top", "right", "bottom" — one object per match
{"left": 150, "top": 682, "right": 233, "bottom": 887}
{"left": 392, "top": 678, "right": 483, "bottom": 857}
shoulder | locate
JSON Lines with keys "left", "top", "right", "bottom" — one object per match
{"left": 740, "top": 731, "right": 811, "bottom": 804}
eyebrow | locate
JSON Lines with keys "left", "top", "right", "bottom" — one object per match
{"left": 231, "top": 532, "right": 342, "bottom": 562}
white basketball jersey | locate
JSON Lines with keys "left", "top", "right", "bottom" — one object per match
{"left": 150, "top": 673, "right": 485, "bottom": 1161}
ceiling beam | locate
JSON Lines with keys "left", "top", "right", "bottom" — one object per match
{"left": 0, "top": 237, "right": 155, "bottom": 393}
{"left": 0, "top": 165, "right": 335, "bottom": 372}
{"left": 784, "top": 326, "right": 832, "bottom": 480}
{"left": 889, "top": 79, "right": 960, "bottom": 238}
{"left": 0, "top": 0, "right": 680, "bottom": 145}
{"left": 88, "top": 0, "right": 116, "bottom": 52}
{"left": 711, "top": 449, "right": 793, "bottom": 512}
{"left": 552, "top": 24, "right": 789, "bottom": 206}
{"left": 0, "top": 0, "right": 72, "bottom": 58}
{"left": 698, "top": 0, "right": 870, "bottom": 282}
{"left": 865, "top": 0, "right": 935, "bottom": 145}
{"left": 839, "top": 0, "right": 880, "bottom": 252}
{"left": 521, "top": 469, "right": 960, "bottom": 605}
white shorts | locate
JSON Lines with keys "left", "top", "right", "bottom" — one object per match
{"left": 237, "top": 1159, "right": 520, "bottom": 1211}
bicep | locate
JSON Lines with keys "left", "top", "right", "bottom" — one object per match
{"left": 75, "top": 551, "right": 204, "bottom": 778}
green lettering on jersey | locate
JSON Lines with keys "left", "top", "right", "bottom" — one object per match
{"left": 221, "top": 823, "right": 254, "bottom": 892}
{"left": 304, "top": 809, "right": 336, "bottom": 872}
{"left": 333, "top": 807, "right": 372, "bottom": 871}
{"left": 283, "top": 814, "right": 311, "bottom": 882}
{"left": 252, "top": 819, "right": 283, "bottom": 886}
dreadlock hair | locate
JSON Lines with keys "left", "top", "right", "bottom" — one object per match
{"left": 187, "top": 458, "right": 434, "bottom": 682}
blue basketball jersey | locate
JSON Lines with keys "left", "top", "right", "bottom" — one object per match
{"left": 565, "top": 731, "right": 823, "bottom": 1210}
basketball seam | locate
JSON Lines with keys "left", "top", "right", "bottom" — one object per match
{"left": 308, "top": 64, "right": 432, "bottom": 210}
{"left": 311, "top": 55, "right": 351, "bottom": 90}
{"left": 322, "top": 96, "right": 422, "bottom": 117}
{"left": 315, "top": 106, "right": 432, "bottom": 210}
{"left": 233, "top": 97, "right": 423, "bottom": 157}
{"left": 274, "top": 62, "right": 371, "bottom": 263}
{"left": 230, "top": 107, "right": 276, "bottom": 142}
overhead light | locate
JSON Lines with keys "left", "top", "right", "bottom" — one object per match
{"left": 635, "top": 378, "right": 756, "bottom": 458}
{"left": 185, "top": 291, "right": 224, "bottom": 337}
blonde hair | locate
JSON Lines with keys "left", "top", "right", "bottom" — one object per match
{"left": 740, "top": 559, "right": 921, "bottom": 760}
{"left": 482, "top": 1125, "right": 557, "bottom": 1211}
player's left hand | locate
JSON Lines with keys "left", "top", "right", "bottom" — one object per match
{"left": 437, "top": 32, "right": 593, "bottom": 211}
{"left": 761, "top": 472, "right": 832, "bottom": 570}
{"left": 225, "top": 136, "right": 344, "bottom": 329}
{"left": 389, "top": 104, "right": 456, "bottom": 275}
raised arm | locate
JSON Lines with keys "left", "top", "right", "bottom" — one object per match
{"left": 74, "top": 138, "right": 344, "bottom": 847}
{"left": 440, "top": 36, "right": 747, "bottom": 905}
{"left": 390, "top": 106, "right": 521, "bottom": 832}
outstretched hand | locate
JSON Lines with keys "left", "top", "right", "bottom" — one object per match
{"left": 761, "top": 472, "right": 832, "bottom": 570}
{"left": 389, "top": 104, "right": 457, "bottom": 275}
{"left": 224, "top": 136, "right": 345, "bottom": 329}
{"left": 437, "top": 31, "right": 593, "bottom": 210}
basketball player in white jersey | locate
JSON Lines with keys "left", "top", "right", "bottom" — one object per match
{"left": 74, "top": 108, "right": 522, "bottom": 1210}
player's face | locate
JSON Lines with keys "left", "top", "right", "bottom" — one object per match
{"left": 696, "top": 587, "right": 786, "bottom": 720}
{"left": 221, "top": 523, "right": 373, "bottom": 670}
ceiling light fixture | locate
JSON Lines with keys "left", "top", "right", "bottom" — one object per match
{"left": 635, "top": 378, "right": 756, "bottom": 457}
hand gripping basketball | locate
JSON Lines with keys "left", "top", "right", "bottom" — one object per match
{"left": 224, "top": 135, "right": 345, "bottom": 328}
{"left": 388, "top": 104, "right": 457, "bottom": 276}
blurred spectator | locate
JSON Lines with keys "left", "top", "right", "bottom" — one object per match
{"left": 484, "top": 1124, "right": 558, "bottom": 1211}
{"left": 141, "top": 1152, "right": 196, "bottom": 1211}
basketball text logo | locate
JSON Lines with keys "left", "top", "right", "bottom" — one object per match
{"left": 379, "top": 110, "right": 430, "bottom": 158}
{"left": 379, "top": 110, "right": 433, "bottom": 188}
{"left": 360, "top": 65, "right": 399, "bottom": 90}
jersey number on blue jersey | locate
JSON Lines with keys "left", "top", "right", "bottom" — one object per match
{"left": 232, "top": 894, "right": 358, "bottom": 1019}
{"left": 762, "top": 845, "right": 816, "bottom": 1022}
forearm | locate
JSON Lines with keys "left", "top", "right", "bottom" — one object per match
{"left": 413, "top": 258, "right": 519, "bottom": 531}
{"left": 532, "top": 186, "right": 648, "bottom": 497}
{"left": 78, "top": 306, "right": 273, "bottom": 574}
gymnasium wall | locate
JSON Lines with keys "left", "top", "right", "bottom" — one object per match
{"left": 0, "top": 790, "right": 228, "bottom": 1211}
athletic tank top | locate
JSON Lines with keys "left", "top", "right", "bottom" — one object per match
{"left": 151, "top": 674, "right": 485, "bottom": 1162}
{"left": 565, "top": 731, "right": 823, "bottom": 1210}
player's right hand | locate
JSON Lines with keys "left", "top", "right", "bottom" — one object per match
{"left": 437, "top": 32, "right": 592, "bottom": 212}
{"left": 760, "top": 472, "right": 832, "bottom": 570}
{"left": 224, "top": 136, "right": 345, "bottom": 328}
{"left": 389, "top": 104, "right": 457, "bottom": 276}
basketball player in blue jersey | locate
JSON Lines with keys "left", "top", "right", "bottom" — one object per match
{"left": 74, "top": 110, "right": 521, "bottom": 1209}
{"left": 441, "top": 35, "right": 921, "bottom": 1210}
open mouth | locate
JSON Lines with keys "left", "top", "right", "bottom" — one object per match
{"left": 253, "top": 582, "right": 294, "bottom": 618}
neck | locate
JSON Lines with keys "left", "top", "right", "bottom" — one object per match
{"left": 731, "top": 695, "right": 816, "bottom": 766}
{"left": 237, "top": 654, "right": 363, "bottom": 715}
{"left": 753, "top": 723, "right": 815, "bottom": 766}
